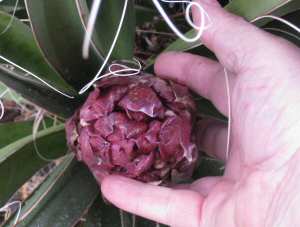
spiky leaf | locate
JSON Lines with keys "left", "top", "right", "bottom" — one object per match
{"left": 0, "top": 67, "right": 80, "bottom": 118}
{"left": 0, "top": 10, "right": 75, "bottom": 94}
{"left": 24, "top": 0, "right": 102, "bottom": 91}
{"left": 0, "top": 121, "right": 33, "bottom": 148}
{"left": 78, "top": 0, "right": 136, "bottom": 60}
{"left": 0, "top": 124, "right": 67, "bottom": 206}
{"left": 5, "top": 155, "right": 99, "bottom": 227}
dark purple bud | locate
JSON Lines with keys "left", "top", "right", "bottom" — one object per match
{"left": 66, "top": 74, "right": 198, "bottom": 183}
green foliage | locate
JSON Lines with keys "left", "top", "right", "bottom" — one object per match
{"left": 0, "top": 0, "right": 298, "bottom": 226}
{"left": 0, "top": 10, "right": 79, "bottom": 117}
{"left": 84, "top": 0, "right": 136, "bottom": 60}
{"left": 25, "top": 0, "right": 135, "bottom": 91}
{"left": 7, "top": 155, "right": 99, "bottom": 227}
{"left": 25, "top": 0, "right": 103, "bottom": 91}
{"left": 0, "top": 121, "right": 34, "bottom": 148}
{"left": 0, "top": 10, "right": 74, "bottom": 93}
{"left": 0, "top": 0, "right": 25, "bottom": 13}
{"left": 0, "top": 124, "right": 67, "bottom": 207}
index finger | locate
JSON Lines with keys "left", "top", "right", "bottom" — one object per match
{"left": 193, "top": 0, "right": 284, "bottom": 73}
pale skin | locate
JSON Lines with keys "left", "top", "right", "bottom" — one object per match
{"left": 100, "top": 0, "right": 300, "bottom": 226}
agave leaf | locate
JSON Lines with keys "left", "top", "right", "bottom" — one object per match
{"left": 227, "top": 0, "right": 296, "bottom": 21}
{"left": 0, "top": 118, "right": 60, "bottom": 148}
{"left": 0, "top": 121, "right": 33, "bottom": 148}
{"left": 0, "top": 124, "right": 67, "bottom": 206}
{"left": 0, "top": 82, "right": 20, "bottom": 101}
{"left": 270, "top": 0, "right": 300, "bottom": 18}
{"left": 5, "top": 155, "right": 99, "bottom": 227}
{"left": 81, "top": 196, "right": 122, "bottom": 227}
{"left": 0, "top": 10, "right": 75, "bottom": 94}
{"left": 196, "top": 98, "right": 226, "bottom": 121}
{"left": 0, "top": 0, "right": 25, "bottom": 13}
{"left": 78, "top": 0, "right": 136, "bottom": 60}
{"left": 25, "top": 0, "right": 104, "bottom": 91}
{"left": 6, "top": 155, "right": 75, "bottom": 226}
{"left": 0, "top": 67, "right": 80, "bottom": 118}
{"left": 135, "top": 1, "right": 155, "bottom": 9}
{"left": 263, "top": 9, "right": 300, "bottom": 47}
{"left": 3, "top": 155, "right": 74, "bottom": 226}
{"left": 0, "top": 11, "right": 78, "bottom": 117}
{"left": 0, "top": 0, "right": 24, "bottom": 7}
{"left": 193, "top": 156, "right": 224, "bottom": 179}
{"left": 135, "top": 5, "right": 156, "bottom": 26}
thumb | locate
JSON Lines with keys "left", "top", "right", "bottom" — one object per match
{"left": 101, "top": 175, "right": 205, "bottom": 227}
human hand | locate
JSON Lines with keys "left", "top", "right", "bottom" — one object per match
{"left": 100, "top": 0, "right": 300, "bottom": 226}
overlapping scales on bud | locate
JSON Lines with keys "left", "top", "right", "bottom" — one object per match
{"left": 66, "top": 74, "right": 198, "bottom": 183}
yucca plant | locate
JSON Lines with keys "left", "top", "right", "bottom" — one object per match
{"left": 0, "top": 0, "right": 299, "bottom": 226}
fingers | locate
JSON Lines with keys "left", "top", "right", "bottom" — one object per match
{"left": 155, "top": 52, "right": 232, "bottom": 115}
{"left": 101, "top": 175, "right": 204, "bottom": 227}
{"left": 193, "top": 0, "right": 285, "bottom": 73}
{"left": 197, "top": 118, "right": 228, "bottom": 161}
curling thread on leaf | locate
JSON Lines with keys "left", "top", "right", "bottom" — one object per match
{"left": 66, "top": 74, "right": 199, "bottom": 183}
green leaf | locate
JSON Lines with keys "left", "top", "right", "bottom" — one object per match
{"left": 0, "top": 0, "right": 24, "bottom": 7}
{"left": 0, "top": 10, "right": 79, "bottom": 117}
{"left": 0, "top": 0, "right": 25, "bottom": 13}
{"left": 0, "top": 66, "right": 80, "bottom": 118}
{"left": 82, "top": 198, "right": 132, "bottom": 227}
{"left": 270, "top": 0, "right": 300, "bottom": 18}
{"left": 196, "top": 97, "right": 226, "bottom": 121}
{"left": 135, "top": 5, "right": 156, "bottom": 26}
{"left": 79, "top": 0, "right": 136, "bottom": 60}
{"left": 263, "top": 9, "right": 300, "bottom": 47}
{"left": 0, "top": 10, "right": 75, "bottom": 94}
{"left": 227, "top": 0, "right": 293, "bottom": 21}
{"left": 80, "top": 196, "right": 122, "bottom": 227}
{"left": 24, "top": 0, "right": 103, "bottom": 91}
{"left": 0, "top": 121, "right": 33, "bottom": 148}
{"left": 0, "top": 118, "right": 58, "bottom": 149}
{"left": 0, "top": 82, "right": 21, "bottom": 101}
{"left": 0, "top": 124, "right": 67, "bottom": 206}
{"left": 7, "top": 155, "right": 75, "bottom": 226}
{"left": 6, "top": 156, "right": 99, "bottom": 227}
{"left": 134, "top": 1, "right": 155, "bottom": 9}
{"left": 193, "top": 156, "right": 224, "bottom": 179}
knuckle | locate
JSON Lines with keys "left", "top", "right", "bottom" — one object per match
{"left": 185, "top": 57, "right": 209, "bottom": 94}
{"left": 183, "top": 57, "right": 201, "bottom": 79}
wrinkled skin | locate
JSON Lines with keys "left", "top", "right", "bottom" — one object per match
{"left": 100, "top": 1, "right": 300, "bottom": 227}
{"left": 66, "top": 75, "right": 198, "bottom": 183}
